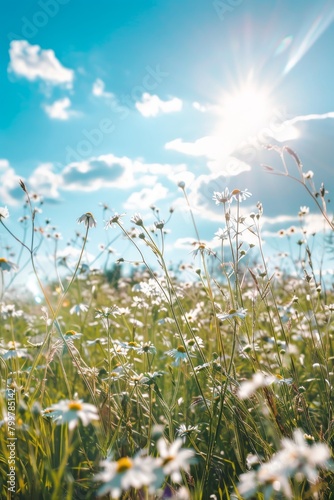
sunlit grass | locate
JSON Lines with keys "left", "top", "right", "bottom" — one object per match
{"left": 0, "top": 147, "right": 333, "bottom": 499}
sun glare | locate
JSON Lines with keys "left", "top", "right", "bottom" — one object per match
{"left": 221, "top": 84, "right": 273, "bottom": 136}
{"left": 212, "top": 83, "right": 275, "bottom": 158}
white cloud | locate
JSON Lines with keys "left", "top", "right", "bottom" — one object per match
{"left": 124, "top": 183, "right": 169, "bottom": 210}
{"left": 165, "top": 136, "right": 216, "bottom": 157}
{"left": 192, "top": 102, "right": 218, "bottom": 113}
{"left": 0, "top": 160, "right": 24, "bottom": 205}
{"left": 61, "top": 155, "right": 129, "bottom": 192}
{"left": 268, "top": 111, "right": 334, "bottom": 142}
{"left": 261, "top": 213, "right": 330, "bottom": 237}
{"left": 44, "top": 97, "right": 77, "bottom": 120}
{"left": 61, "top": 154, "right": 187, "bottom": 193}
{"left": 165, "top": 135, "right": 251, "bottom": 175}
{"left": 28, "top": 163, "right": 62, "bottom": 200}
{"left": 192, "top": 101, "right": 207, "bottom": 112}
{"left": 135, "top": 93, "right": 182, "bottom": 117}
{"left": 165, "top": 135, "right": 233, "bottom": 161}
{"left": 0, "top": 154, "right": 190, "bottom": 208}
{"left": 92, "top": 78, "right": 115, "bottom": 99}
{"left": 173, "top": 237, "right": 212, "bottom": 249}
{"left": 208, "top": 156, "right": 251, "bottom": 176}
{"left": 0, "top": 159, "right": 10, "bottom": 171}
{"left": 8, "top": 40, "right": 74, "bottom": 87}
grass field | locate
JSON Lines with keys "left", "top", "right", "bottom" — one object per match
{"left": 0, "top": 148, "right": 334, "bottom": 499}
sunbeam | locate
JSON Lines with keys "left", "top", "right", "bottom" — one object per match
{"left": 284, "top": 1, "right": 334, "bottom": 75}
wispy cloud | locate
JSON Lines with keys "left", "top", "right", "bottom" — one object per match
{"left": 268, "top": 111, "right": 334, "bottom": 142}
{"left": 92, "top": 78, "right": 115, "bottom": 99}
{"left": 192, "top": 101, "right": 217, "bottom": 113}
{"left": 135, "top": 93, "right": 182, "bottom": 117}
{"left": 124, "top": 183, "right": 169, "bottom": 209}
{"left": 44, "top": 97, "right": 78, "bottom": 120}
{"left": 284, "top": 111, "right": 334, "bottom": 125}
{"left": 8, "top": 40, "right": 74, "bottom": 87}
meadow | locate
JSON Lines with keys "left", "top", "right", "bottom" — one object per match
{"left": 0, "top": 146, "right": 334, "bottom": 499}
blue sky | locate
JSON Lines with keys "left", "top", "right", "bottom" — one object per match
{"left": 1, "top": 0, "right": 334, "bottom": 283}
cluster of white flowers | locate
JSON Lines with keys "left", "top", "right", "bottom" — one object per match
{"left": 42, "top": 398, "right": 195, "bottom": 498}
{"left": 238, "top": 429, "right": 332, "bottom": 499}
{"left": 212, "top": 188, "right": 252, "bottom": 205}
{"left": 96, "top": 438, "right": 195, "bottom": 498}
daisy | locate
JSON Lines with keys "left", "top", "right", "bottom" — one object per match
{"left": 279, "top": 429, "right": 331, "bottom": 483}
{"left": 77, "top": 212, "right": 97, "bottom": 227}
{"left": 131, "top": 213, "right": 144, "bottom": 226}
{"left": 230, "top": 188, "right": 252, "bottom": 202}
{"left": 212, "top": 188, "right": 231, "bottom": 205}
{"left": 298, "top": 206, "right": 309, "bottom": 217}
{"left": 137, "top": 341, "right": 157, "bottom": 355}
{"left": 166, "top": 346, "right": 190, "bottom": 366}
{"left": 0, "top": 206, "right": 9, "bottom": 219}
{"left": 95, "top": 306, "right": 122, "bottom": 318}
{"left": 176, "top": 424, "right": 199, "bottom": 439}
{"left": 184, "top": 335, "right": 204, "bottom": 352}
{"left": 3, "top": 342, "right": 30, "bottom": 360}
{"left": 303, "top": 170, "right": 314, "bottom": 179}
{"left": 64, "top": 330, "right": 83, "bottom": 340}
{"left": 0, "top": 304, "right": 23, "bottom": 318}
{"left": 214, "top": 228, "right": 229, "bottom": 241}
{"left": 105, "top": 212, "right": 126, "bottom": 228}
{"left": 217, "top": 308, "right": 247, "bottom": 321}
{"left": 156, "top": 438, "right": 195, "bottom": 483}
{"left": 237, "top": 429, "right": 332, "bottom": 499}
{"left": 96, "top": 453, "right": 158, "bottom": 498}
{"left": 43, "top": 399, "right": 99, "bottom": 430}
{"left": 69, "top": 303, "right": 89, "bottom": 315}
{"left": 237, "top": 372, "right": 275, "bottom": 399}
{"left": 0, "top": 258, "right": 18, "bottom": 272}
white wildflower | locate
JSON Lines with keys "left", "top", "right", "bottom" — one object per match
{"left": 77, "top": 212, "right": 97, "bottom": 227}
{"left": 43, "top": 399, "right": 99, "bottom": 430}
{"left": 238, "top": 372, "right": 275, "bottom": 399}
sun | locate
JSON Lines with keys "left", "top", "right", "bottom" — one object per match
{"left": 215, "top": 83, "right": 274, "bottom": 153}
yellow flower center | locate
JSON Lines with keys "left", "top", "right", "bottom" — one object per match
{"left": 68, "top": 401, "right": 83, "bottom": 411}
{"left": 65, "top": 330, "right": 76, "bottom": 336}
{"left": 0, "top": 257, "right": 8, "bottom": 263}
{"left": 231, "top": 189, "right": 241, "bottom": 195}
{"left": 177, "top": 345, "right": 186, "bottom": 353}
{"left": 162, "top": 455, "right": 174, "bottom": 466}
{"left": 116, "top": 457, "right": 132, "bottom": 473}
{"left": 128, "top": 341, "right": 138, "bottom": 347}
{"left": 228, "top": 309, "right": 237, "bottom": 315}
